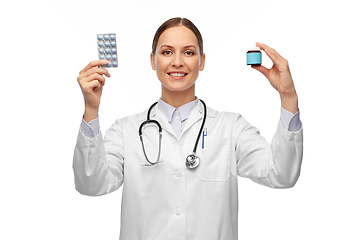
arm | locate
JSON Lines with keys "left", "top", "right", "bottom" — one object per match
{"left": 73, "top": 60, "right": 124, "bottom": 196}
{"left": 236, "top": 43, "right": 303, "bottom": 188}
{"left": 235, "top": 116, "right": 303, "bottom": 188}
{"left": 73, "top": 119, "right": 125, "bottom": 196}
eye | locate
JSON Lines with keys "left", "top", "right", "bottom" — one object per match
{"left": 162, "top": 50, "right": 172, "bottom": 56}
{"left": 185, "top": 51, "right": 194, "bottom": 56}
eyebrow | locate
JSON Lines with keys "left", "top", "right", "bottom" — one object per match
{"left": 160, "top": 44, "right": 197, "bottom": 49}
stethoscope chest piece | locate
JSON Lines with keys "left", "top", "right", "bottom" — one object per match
{"left": 186, "top": 154, "right": 200, "bottom": 169}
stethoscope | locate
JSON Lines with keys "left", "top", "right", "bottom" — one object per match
{"left": 139, "top": 99, "right": 206, "bottom": 169}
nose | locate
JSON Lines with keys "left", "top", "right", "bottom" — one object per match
{"left": 172, "top": 54, "right": 183, "bottom": 68}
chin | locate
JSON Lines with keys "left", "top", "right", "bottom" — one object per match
{"left": 164, "top": 81, "right": 196, "bottom": 92}
{"left": 158, "top": 73, "right": 197, "bottom": 91}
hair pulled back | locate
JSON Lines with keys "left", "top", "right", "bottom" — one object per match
{"left": 152, "top": 17, "right": 204, "bottom": 56}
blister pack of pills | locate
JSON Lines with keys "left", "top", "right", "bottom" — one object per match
{"left": 97, "top": 33, "right": 118, "bottom": 68}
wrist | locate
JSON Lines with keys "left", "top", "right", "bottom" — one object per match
{"left": 280, "top": 91, "right": 298, "bottom": 114}
{"left": 84, "top": 104, "right": 99, "bottom": 123}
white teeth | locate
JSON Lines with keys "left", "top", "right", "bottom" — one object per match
{"left": 169, "top": 73, "right": 186, "bottom": 77}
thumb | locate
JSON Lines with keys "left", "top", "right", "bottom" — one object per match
{"left": 251, "top": 64, "right": 269, "bottom": 79}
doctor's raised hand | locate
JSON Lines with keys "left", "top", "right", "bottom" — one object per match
{"left": 77, "top": 59, "right": 111, "bottom": 123}
{"left": 251, "top": 42, "right": 299, "bottom": 114}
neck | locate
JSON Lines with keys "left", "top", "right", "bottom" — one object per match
{"left": 161, "top": 85, "right": 196, "bottom": 108}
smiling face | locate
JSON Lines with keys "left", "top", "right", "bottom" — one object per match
{"left": 151, "top": 25, "right": 205, "bottom": 103}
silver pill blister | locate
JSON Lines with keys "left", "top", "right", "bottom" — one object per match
{"left": 97, "top": 33, "right": 118, "bottom": 68}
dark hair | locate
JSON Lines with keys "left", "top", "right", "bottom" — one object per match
{"left": 152, "top": 17, "right": 204, "bottom": 56}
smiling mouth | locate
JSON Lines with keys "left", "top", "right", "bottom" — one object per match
{"left": 168, "top": 72, "right": 188, "bottom": 77}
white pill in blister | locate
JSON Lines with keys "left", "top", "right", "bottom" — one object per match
{"left": 104, "top": 42, "right": 110, "bottom": 47}
{"left": 104, "top": 35, "right": 109, "bottom": 40}
{"left": 111, "top": 48, "right": 116, "bottom": 53}
{"left": 99, "top": 49, "right": 104, "bottom": 54}
{"left": 98, "top": 42, "right": 103, "bottom": 47}
{"left": 106, "top": 55, "right": 111, "bottom": 60}
{"left": 105, "top": 48, "right": 110, "bottom": 54}
{"left": 98, "top": 35, "right": 103, "bottom": 41}
{"left": 110, "top": 35, "right": 115, "bottom": 40}
{"left": 111, "top": 41, "right": 116, "bottom": 47}
{"left": 112, "top": 62, "right": 117, "bottom": 67}
{"left": 112, "top": 55, "right": 117, "bottom": 60}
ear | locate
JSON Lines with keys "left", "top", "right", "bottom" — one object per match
{"left": 199, "top": 53, "right": 205, "bottom": 71}
{"left": 150, "top": 53, "right": 156, "bottom": 70}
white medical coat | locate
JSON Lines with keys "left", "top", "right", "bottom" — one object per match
{"left": 73, "top": 102, "right": 303, "bottom": 240}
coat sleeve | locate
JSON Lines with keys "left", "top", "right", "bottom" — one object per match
{"left": 235, "top": 116, "right": 303, "bottom": 188}
{"left": 73, "top": 119, "right": 125, "bottom": 196}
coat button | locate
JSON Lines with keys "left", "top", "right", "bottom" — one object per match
{"left": 174, "top": 208, "right": 183, "bottom": 215}
{"left": 175, "top": 170, "right": 183, "bottom": 178}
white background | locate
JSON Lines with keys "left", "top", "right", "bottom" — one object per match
{"left": 1, "top": 0, "right": 359, "bottom": 239}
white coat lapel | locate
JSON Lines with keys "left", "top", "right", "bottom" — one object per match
{"left": 151, "top": 106, "right": 177, "bottom": 137}
{"left": 181, "top": 102, "right": 203, "bottom": 135}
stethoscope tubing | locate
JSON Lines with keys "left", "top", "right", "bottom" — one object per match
{"left": 191, "top": 99, "right": 206, "bottom": 154}
{"left": 139, "top": 99, "right": 206, "bottom": 167}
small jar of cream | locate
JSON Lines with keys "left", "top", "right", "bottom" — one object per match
{"left": 246, "top": 47, "right": 262, "bottom": 65}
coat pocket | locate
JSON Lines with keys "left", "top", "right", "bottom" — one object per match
{"left": 196, "top": 136, "right": 230, "bottom": 182}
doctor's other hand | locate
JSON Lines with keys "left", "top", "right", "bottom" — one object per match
{"left": 251, "top": 43, "right": 298, "bottom": 114}
{"left": 77, "top": 60, "right": 111, "bottom": 122}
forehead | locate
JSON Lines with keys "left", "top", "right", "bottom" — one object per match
{"left": 158, "top": 25, "right": 199, "bottom": 48}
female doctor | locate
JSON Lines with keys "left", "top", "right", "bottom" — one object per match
{"left": 74, "top": 18, "right": 303, "bottom": 240}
